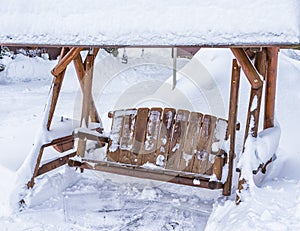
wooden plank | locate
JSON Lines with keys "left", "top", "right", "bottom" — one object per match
{"left": 166, "top": 109, "right": 190, "bottom": 170}
{"left": 73, "top": 53, "right": 100, "bottom": 124}
{"left": 68, "top": 159, "right": 212, "bottom": 189}
{"left": 131, "top": 108, "right": 149, "bottom": 165}
{"left": 53, "top": 137, "right": 74, "bottom": 153}
{"left": 118, "top": 109, "right": 138, "bottom": 164}
{"left": 254, "top": 48, "right": 268, "bottom": 80}
{"left": 231, "top": 48, "right": 263, "bottom": 89}
{"left": 211, "top": 119, "right": 228, "bottom": 178}
{"left": 47, "top": 47, "right": 69, "bottom": 130}
{"left": 107, "top": 110, "right": 125, "bottom": 162}
{"left": 224, "top": 59, "right": 240, "bottom": 196}
{"left": 179, "top": 112, "right": 203, "bottom": 172}
{"left": 243, "top": 87, "right": 263, "bottom": 141}
{"left": 156, "top": 108, "right": 176, "bottom": 167}
{"left": 74, "top": 129, "right": 110, "bottom": 143}
{"left": 264, "top": 47, "right": 279, "bottom": 129}
{"left": 203, "top": 115, "right": 218, "bottom": 175}
{"left": 142, "top": 108, "right": 163, "bottom": 165}
{"left": 37, "top": 152, "right": 77, "bottom": 176}
{"left": 80, "top": 54, "right": 94, "bottom": 128}
{"left": 192, "top": 115, "right": 217, "bottom": 175}
{"left": 76, "top": 52, "right": 95, "bottom": 158}
{"left": 212, "top": 152, "right": 226, "bottom": 181}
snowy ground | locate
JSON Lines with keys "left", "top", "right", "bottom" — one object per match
{"left": 0, "top": 48, "right": 300, "bottom": 230}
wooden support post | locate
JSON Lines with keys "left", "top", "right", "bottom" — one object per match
{"left": 231, "top": 48, "right": 263, "bottom": 89}
{"left": 223, "top": 59, "right": 240, "bottom": 196}
{"left": 76, "top": 49, "right": 96, "bottom": 157}
{"left": 46, "top": 48, "right": 69, "bottom": 130}
{"left": 73, "top": 50, "right": 100, "bottom": 123}
{"left": 264, "top": 47, "right": 279, "bottom": 129}
{"left": 235, "top": 48, "right": 264, "bottom": 204}
{"left": 254, "top": 48, "right": 268, "bottom": 80}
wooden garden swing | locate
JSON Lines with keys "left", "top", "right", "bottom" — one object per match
{"left": 26, "top": 46, "right": 279, "bottom": 201}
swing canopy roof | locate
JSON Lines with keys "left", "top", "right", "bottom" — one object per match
{"left": 1, "top": 0, "right": 300, "bottom": 47}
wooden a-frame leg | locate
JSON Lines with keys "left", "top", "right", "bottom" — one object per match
{"left": 73, "top": 49, "right": 101, "bottom": 124}
{"left": 76, "top": 49, "right": 97, "bottom": 157}
{"left": 27, "top": 146, "right": 46, "bottom": 188}
{"left": 236, "top": 48, "right": 279, "bottom": 203}
{"left": 223, "top": 59, "right": 240, "bottom": 196}
{"left": 46, "top": 47, "right": 69, "bottom": 130}
{"left": 232, "top": 48, "right": 264, "bottom": 204}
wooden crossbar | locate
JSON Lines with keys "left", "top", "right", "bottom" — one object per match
{"left": 68, "top": 159, "right": 224, "bottom": 190}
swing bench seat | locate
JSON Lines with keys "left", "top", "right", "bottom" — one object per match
{"left": 69, "top": 107, "right": 238, "bottom": 196}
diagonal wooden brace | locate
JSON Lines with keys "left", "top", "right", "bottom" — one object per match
{"left": 231, "top": 48, "right": 263, "bottom": 89}
{"left": 76, "top": 48, "right": 98, "bottom": 157}
{"left": 73, "top": 49, "right": 100, "bottom": 124}
{"left": 47, "top": 47, "right": 69, "bottom": 130}
{"left": 51, "top": 47, "right": 83, "bottom": 77}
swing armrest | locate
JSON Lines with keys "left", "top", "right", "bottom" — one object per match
{"left": 73, "top": 128, "right": 110, "bottom": 144}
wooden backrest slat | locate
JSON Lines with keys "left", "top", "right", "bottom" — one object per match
{"left": 142, "top": 108, "right": 163, "bottom": 165}
{"left": 118, "top": 109, "right": 137, "bottom": 164}
{"left": 179, "top": 112, "right": 203, "bottom": 172}
{"left": 107, "top": 110, "right": 124, "bottom": 162}
{"left": 132, "top": 108, "right": 149, "bottom": 165}
{"left": 166, "top": 109, "right": 190, "bottom": 170}
{"left": 156, "top": 108, "right": 176, "bottom": 167}
{"left": 211, "top": 119, "right": 228, "bottom": 180}
{"left": 192, "top": 115, "right": 217, "bottom": 175}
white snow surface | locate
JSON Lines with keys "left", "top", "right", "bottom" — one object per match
{"left": 0, "top": 48, "right": 300, "bottom": 230}
{"left": 0, "top": 0, "right": 300, "bottom": 46}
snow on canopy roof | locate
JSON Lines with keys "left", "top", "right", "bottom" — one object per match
{"left": 0, "top": 0, "right": 300, "bottom": 47}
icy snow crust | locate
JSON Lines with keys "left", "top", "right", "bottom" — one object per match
{"left": 0, "top": 0, "right": 300, "bottom": 46}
